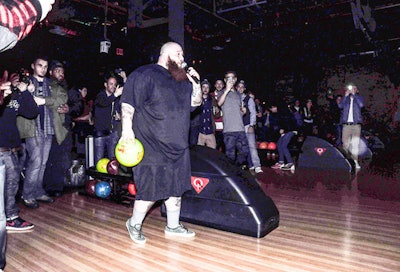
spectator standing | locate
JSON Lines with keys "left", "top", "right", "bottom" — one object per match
{"left": 197, "top": 79, "right": 216, "bottom": 149}
{"left": 213, "top": 79, "right": 224, "bottom": 152}
{"left": 217, "top": 71, "right": 249, "bottom": 167}
{"left": 330, "top": 95, "right": 343, "bottom": 146}
{"left": 338, "top": 84, "right": 365, "bottom": 169}
{"left": 1, "top": 72, "right": 38, "bottom": 235}
{"left": 17, "top": 57, "right": 68, "bottom": 208}
{"left": 72, "top": 86, "right": 93, "bottom": 156}
{"left": 92, "top": 75, "right": 123, "bottom": 163}
{"left": 262, "top": 105, "right": 281, "bottom": 142}
{"left": 43, "top": 61, "right": 82, "bottom": 197}
{"left": 289, "top": 99, "right": 304, "bottom": 132}
{"left": 302, "top": 99, "right": 316, "bottom": 136}
{"left": 236, "top": 81, "right": 263, "bottom": 173}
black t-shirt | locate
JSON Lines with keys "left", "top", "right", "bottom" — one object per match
{"left": 121, "top": 64, "right": 192, "bottom": 162}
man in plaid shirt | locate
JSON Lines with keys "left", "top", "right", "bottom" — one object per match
{"left": 0, "top": 0, "right": 55, "bottom": 52}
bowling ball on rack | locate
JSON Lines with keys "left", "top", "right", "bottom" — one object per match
{"left": 96, "top": 158, "right": 110, "bottom": 173}
{"left": 267, "top": 142, "right": 277, "bottom": 151}
{"left": 128, "top": 182, "right": 137, "bottom": 195}
{"left": 95, "top": 181, "right": 112, "bottom": 198}
{"left": 85, "top": 179, "right": 98, "bottom": 196}
{"left": 107, "top": 159, "right": 120, "bottom": 175}
{"left": 258, "top": 142, "right": 268, "bottom": 149}
{"left": 115, "top": 139, "right": 144, "bottom": 167}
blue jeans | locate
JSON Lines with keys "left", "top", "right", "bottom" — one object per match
{"left": 0, "top": 161, "right": 7, "bottom": 270}
{"left": 94, "top": 131, "right": 119, "bottom": 163}
{"left": 1, "top": 150, "right": 21, "bottom": 219}
{"left": 23, "top": 130, "right": 53, "bottom": 200}
{"left": 245, "top": 127, "right": 261, "bottom": 168}
{"left": 277, "top": 131, "right": 295, "bottom": 164}
{"left": 223, "top": 131, "right": 249, "bottom": 165}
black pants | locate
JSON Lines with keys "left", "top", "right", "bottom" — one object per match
{"left": 43, "top": 132, "right": 73, "bottom": 192}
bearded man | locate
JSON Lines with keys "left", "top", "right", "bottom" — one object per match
{"left": 119, "top": 42, "right": 202, "bottom": 244}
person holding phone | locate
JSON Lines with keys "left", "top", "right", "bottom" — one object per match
{"left": 216, "top": 71, "right": 249, "bottom": 168}
{"left": 338, "top": 84, "right": 365, "bottom": 169}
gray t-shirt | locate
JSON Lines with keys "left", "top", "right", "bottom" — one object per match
{"left": 217, "top": 89, "right": 245, "bottom": 133}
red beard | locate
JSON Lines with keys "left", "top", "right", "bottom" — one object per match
{"left": 167, "top": 59, "right": 188, "bottom": 82}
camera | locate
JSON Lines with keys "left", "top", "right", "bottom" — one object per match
{"left": 19, "top": 69, "right": 30, "bottom": 85}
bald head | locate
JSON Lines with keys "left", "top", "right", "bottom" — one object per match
{"left": 158, "top": 42, "right": 184, "bottom": 69}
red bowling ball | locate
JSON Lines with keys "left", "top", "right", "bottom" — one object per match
{"left": 128, "top": 183, "right": 137, "bottom": 195}
{"left": 85, "top": 179, "right": 98, "bottom": 196}
{"left": 258, "top": 142, "right": 268, "bottom": 149}
{"left": 107, "top": 159, "right": 120, "bottom": 175}
{"left": 267, "top": 142, "right": 277, "bottom": 150}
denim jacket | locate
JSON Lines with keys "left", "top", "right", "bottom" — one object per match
{"left": 338, "top": 94, "right": 364, "bottom": 124}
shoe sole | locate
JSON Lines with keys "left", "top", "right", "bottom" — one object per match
{"left": 281, "top": 167, "right": 295, "bottom": 171}
{"left": 125, "top": 221, "right": 146, "bottom": 244}
{"left": 164, "top": 229, "right": 196, "bottom": 238}
{"left": 6, "top": 227, "right": 34, "bottom": 233}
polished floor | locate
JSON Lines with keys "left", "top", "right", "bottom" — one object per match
{"left": 5, "top": 159, "right": 400, "bottom": 272}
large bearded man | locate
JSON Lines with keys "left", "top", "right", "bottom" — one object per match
{"left": 120, "top": 42, "right": 202, "bottom": 244}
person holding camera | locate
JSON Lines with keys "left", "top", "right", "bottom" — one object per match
{"left": 0, "top": 70, "right": 38, "bottom": 236}
{"left": 338, "top": 84, "right": 365, "bottom": 169}
{"left": 216, "top": 71, "right": 249, "bottom": 168}
{"left": 17, "top": 57, "right": 68, "bottom": 209}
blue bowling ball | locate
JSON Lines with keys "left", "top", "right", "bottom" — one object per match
{"left": 95, "top": 181, "right": 112, "bottom": 198}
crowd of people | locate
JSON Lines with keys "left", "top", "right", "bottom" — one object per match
{"left": 0, "top": 0, "right": 372, "bottom": 268}
{"left": 0, "top": 43, "right": 367, "bottom": 262}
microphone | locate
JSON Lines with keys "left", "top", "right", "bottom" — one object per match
{"left": 181, "top": 62, "right": 199, "bottom": 84}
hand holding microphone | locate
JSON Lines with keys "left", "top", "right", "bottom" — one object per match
{"left": 181, "top": 62, "right": 200, "bottom": 84}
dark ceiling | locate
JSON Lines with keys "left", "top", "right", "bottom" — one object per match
{"left": 2, "top": 1, "right": 400, "bottom": 96}
{"left": 45, "top": 0, "right": 400, "bottom": 52}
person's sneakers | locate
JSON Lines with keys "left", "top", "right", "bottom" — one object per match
{"left": 354, "top": 160, "right": 361, "bottom": 169}
{"left": 164, "top": 224, "right": 195, "bottom": 237}
{"left": 22, "top": 198, "right": 39, "bottom": 209}
{"left": 249, "top": 166, "right": 255, "bottom": 171}
{"left": 271, "top": 162, "right": 284, "bottom": 169}
{"left": 126, "top": 220, "right": 146, "bottom": 244}
{"left": 6, "top": 217, "right": 35, "bottom": 232}
{"left": 36, "top": 195, "right": 55, "bottom": 203}
{"left": 281, "top": 163, "right": 295, "bottom": 171}
{"left": 255, "top": 167, "right": 263, "bottom": 173}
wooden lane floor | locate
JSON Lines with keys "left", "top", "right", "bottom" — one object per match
{"left": 5, "top": 166, "right": 400, "bottom": 272}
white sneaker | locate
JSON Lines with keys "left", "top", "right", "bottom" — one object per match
{"left": 255, "top": 167, "right": 263, "bottom": 173}
{"left": 126, "top": 220, "right": 146, "bottom": 244}
{"left": 165, "top": 224, "right": 195, "bottom": 237}
{"left": 281, "top": 163, "right": 295, "bottom": 171}
{"left": 249, "top": 166, "right": 255, "bottom": 171}
{"left": 354, "top": 160, "right": 361, "bottom": 169}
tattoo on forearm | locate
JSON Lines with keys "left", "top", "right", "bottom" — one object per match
{"left": 192, "top": 84, "right": 201, "bottom": 98}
